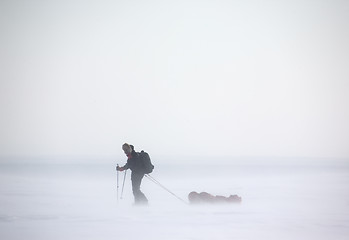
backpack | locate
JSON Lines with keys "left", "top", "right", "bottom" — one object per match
{"left": 139, "top": 150, "right": 154, "bottom": 174}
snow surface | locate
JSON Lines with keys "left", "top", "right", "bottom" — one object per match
{"left": 1, "top": 159, "right": 349, "bottom": 240}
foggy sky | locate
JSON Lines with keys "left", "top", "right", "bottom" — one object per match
{"left": 1, "top": 0, "right": 348, "bottom": 160}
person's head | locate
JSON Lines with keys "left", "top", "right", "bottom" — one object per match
{"left": 122, "top": 143, "right": 133, "bottom": 155}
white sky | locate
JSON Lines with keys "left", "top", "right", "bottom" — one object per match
{"left": 0, "top": 0, "right": 348, "bottom": 159}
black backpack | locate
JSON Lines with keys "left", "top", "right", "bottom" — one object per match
{"left": 139, "top": 150, "right": 154, "bottom": 174}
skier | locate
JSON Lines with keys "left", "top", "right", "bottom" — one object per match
{"left": 117, "top": 143, "right": 150, "bottom": 205}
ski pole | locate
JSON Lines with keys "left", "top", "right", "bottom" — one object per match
{"left": 120, "top": 169, "right": 127, "bottom": 199}
{"left": 116, "top": 164, "right": 119, "bottom": 203}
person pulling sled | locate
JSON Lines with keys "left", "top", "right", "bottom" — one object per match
{"left": 117, "top": 143, "right": 154, "bottom": 205}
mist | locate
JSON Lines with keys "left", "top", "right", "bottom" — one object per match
{"left": 1, "top": 159, "right": 349, "bottom": 240}
{"left": 1, "top": 1, "right": 349, "bottom": 239}
{"left": 1, "top": 0, "right": 349, "bottom": 159}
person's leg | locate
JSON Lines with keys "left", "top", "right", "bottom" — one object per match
{"left": 131, "top": 173, "right": 148, "bottom": 204}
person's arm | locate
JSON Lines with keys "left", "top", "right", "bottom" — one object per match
{"left": 117, "top": 161, "right": 129, "bottom": 171}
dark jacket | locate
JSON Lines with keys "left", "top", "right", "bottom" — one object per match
{"left": 122, "top": 151, "right": 145, "bottom": 174}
